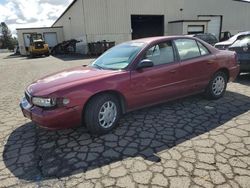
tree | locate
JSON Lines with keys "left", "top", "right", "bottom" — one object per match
{"left": 0, "top": 22, "right": 17, "bottom": 50}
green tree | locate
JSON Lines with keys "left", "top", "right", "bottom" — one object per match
{"left": 0, "top": 22, "right": 17, "bottom": 50}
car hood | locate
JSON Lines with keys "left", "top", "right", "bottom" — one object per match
{"left": 27, "top": 66, "right": 120, "bottom": 96}
{"left": 215, "top": 41, "right": 233, "bottom": 46}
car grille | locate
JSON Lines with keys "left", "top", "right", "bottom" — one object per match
{"left": 215, "top": 45, "right": 226, "bottom": 50}
{"left": 35, "top": 42, "right": 44, "bottom": 49}
{"left": 25, "top": 91, "right": 32, "bottom": 104}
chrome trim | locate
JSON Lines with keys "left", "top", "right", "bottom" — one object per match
{"left": 25, "top": 91, "right": 32, "bottom": 104}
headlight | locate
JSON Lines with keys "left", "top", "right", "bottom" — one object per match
{"left": 32, "top": 97, "right": 56, "bottom": 108}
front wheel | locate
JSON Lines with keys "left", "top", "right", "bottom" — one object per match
{"left": 204, "top": 71, "right": 227, "bottom": 100}
{"left": 84, "top": 94, "right": 121, "bottom": 135}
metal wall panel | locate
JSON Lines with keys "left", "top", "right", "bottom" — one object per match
{"left": 183, "top": 0, "right": 250, "bottom": 34}
{"left": 52, "top": 0, "right": 250, "bottom": 53}
{"left": 54, "top": 0, "right": 85, "bottom": 40}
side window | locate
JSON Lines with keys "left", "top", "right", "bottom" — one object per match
{"left": 146, "top": 45, "right": 160, "bottom": 58}
{"left": 145, "top": 41, "right": 174, "bottom": 66}
{"left": 174, "top": 39, "right": 201, "bottom": 60}
{"left": 197, "top": 41, "right": 210, "bottom": 56}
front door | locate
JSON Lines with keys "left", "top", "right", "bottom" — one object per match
{"left": 128, "top": 40, "right": 181, "bottom": 110}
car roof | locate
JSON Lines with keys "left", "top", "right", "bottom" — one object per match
{"left": 238, "top": 31, "right": 250, "bottom": 35}
{"left": 131, "top": 35, "right": 196, "bottom": 44}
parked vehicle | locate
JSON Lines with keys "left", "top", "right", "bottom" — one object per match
{"left": 20, "top": 36, "right": 239, "bottom": 134}
{"left": 28, "top": 33, "right": 50, "bottom": 57}
{"left": 51, "top": 39, "right": 80, "bottom": 55}
{"left": 228, "top": 35, "right": 250, "bottom": 73}
{"left": 215, "top": 31, "right": 250, "bottom": 50}
{"left": 190, "top": 33, "right": 218, "bottom": 46}
{"left": 220, "top": 31, "right": 232, "bottom": 42}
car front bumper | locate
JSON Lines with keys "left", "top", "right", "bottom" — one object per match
{"left": 20, "top": 97, "right": 82, "bottom": 130}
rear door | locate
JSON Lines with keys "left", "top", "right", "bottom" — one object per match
{"left": 173, "top": 38, "right": 215, "bottom": 93}
{"left": 128, "top": 40, "right": 181, "bottom": 110}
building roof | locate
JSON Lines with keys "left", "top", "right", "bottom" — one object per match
{"left": 52, "top": 0, "right": 77, "bottom": 27}
{"left": 169, "top": 20, "right": 210, "bottom": 23}
{"left": 17, "top": 26, "right": 63, "bottom": 30}
{"left": 233, "top": 0, "right": 250, "bottom": 3}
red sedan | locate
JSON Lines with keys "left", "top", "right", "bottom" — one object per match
{"left": 20, "top": 36, "right": 239, "bottom": 134}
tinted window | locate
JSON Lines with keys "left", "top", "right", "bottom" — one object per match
{"left": 197, "top": 41, "right": 210, "bottom": 56}
{"left": 174, "top": 39, "right": 201, "bottom": 60}
{"left": 208, "top": 35, "right": 218, "bottom": 44}
{"left": 195, "top": 34, "right": 218, "bottom": 45}
{"left": 145, "top": 41, "right": 174, "bottom": 65}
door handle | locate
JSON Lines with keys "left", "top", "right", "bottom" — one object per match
{"left": 207, "top": 60, "right": 216, "bottom": 64}
{"left": 170, "top": 70, "right": 177, "bottom": 73}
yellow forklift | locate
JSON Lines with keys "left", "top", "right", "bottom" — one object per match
{"left": 28, "top": 33, "right": 50, "bottom": 57}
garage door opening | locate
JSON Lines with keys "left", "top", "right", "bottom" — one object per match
{"left": 187, "top": 25, "right": 205, "bottom": 35}
{"left": 131, "top": 15, "right": 164, "bottom": 40}
{"left": 44, "top": 32, "right": 58, "bottom": 49}
{"left": 198, "top": 15, "right": 222, "bottom": 40}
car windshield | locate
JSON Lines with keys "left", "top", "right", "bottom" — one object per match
{"left": 92, "top": 42, "right": 145, "bottom": 70}
{"left": 230, "top": 35, "right": 250, "bottom": 47}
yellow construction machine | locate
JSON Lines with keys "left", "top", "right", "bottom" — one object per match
{"left": 28, "top": 33, "right": 49, "bottom": 57}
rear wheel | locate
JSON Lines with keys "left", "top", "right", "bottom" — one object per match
{"left": 84, "top": 94, "right": 121, "bottom": 135}
{"left": 30, "top": 53, "right": 34, "bottom": 58}
{"left": 204, "top": 71, "right": 227, "bottom": 100}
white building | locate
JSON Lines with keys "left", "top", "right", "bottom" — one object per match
{"left": 17, "top": 0, "right": 250, "bottom": 55}
{"left": 17, "top": 27, "right": 64, "bottom": 56}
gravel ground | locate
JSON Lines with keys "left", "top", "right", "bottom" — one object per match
{"left": 0, "top": 53, "right": 250, "bottom": 188}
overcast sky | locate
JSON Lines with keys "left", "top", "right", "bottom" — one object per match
{"left": 0, "top": 0, "right": 74, "bottom": 35}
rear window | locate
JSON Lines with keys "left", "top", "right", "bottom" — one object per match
{"left": 174, "top": 39, "right": 201, "bottom": 60}
{"left": 174, "top": 39, "right": 210, "bottom": 61}
{"left": 197, "top": 42, "right": 210, "bottom": 56}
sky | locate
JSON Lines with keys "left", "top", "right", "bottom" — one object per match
{"left": 0, "top": 0, "right": 74, "bottom": 36}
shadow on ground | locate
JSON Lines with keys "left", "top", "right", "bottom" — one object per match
{"left": 3, "top": 54, "right": 22, "bottom": 59}
{"left": 52, "top": 54, "right": 96, "bottom": 62}
{"left": 236, "top": 73, "right": 250, "bottom": 86}
{"left": 3, "top": 91, "right": 250, "bottom": 181}
{"left": 3, "top": 54, "right": 48, "bottom": 60}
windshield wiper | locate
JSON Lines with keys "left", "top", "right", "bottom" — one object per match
{"left": 93, "top": 63, "right": 121, "bottom": 71}
{"left": 92, "top": 64, "right": 104, "bottom": 70}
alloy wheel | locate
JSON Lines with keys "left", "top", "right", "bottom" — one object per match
{"left": 98, "top": 101, "right": 117, "bottom": 129}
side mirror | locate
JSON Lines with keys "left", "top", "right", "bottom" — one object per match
{"left": 136, "top": 59, "right": 154, "bottom": 70}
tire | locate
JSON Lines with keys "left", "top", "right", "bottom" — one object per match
{"left": 30, "top": 53, "right": 34, "bottom": 58}
{"left": 204, "top": 71, "right": 227, "bottom": 100}
{"left": 84, "top": 94, "right": 121, "bottom": 135}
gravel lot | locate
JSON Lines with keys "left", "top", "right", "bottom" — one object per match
{"left": 0, "top": 53, "right": 250, "bottom": 188}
